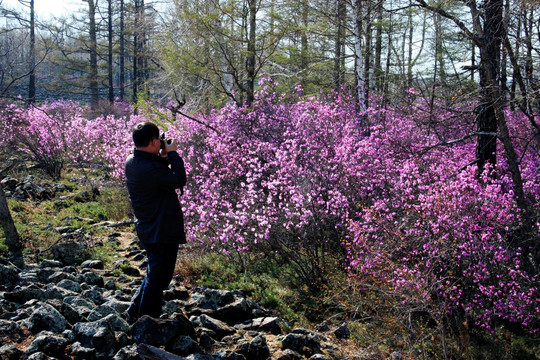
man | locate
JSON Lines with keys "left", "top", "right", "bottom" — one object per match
{"left": 124, "top": 121, "right": 186, "bottom": 319}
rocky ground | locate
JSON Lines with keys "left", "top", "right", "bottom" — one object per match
{"left": 0, "top": 229, "right": 371, "bottom": 360}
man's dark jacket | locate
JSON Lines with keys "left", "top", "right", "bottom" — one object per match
{"left": 125, "top": 149, "right": 187, "bottom": 245}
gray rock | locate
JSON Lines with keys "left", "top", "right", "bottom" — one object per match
{"left": 0, "top": 320, "right": 25, "bottom": 341}
{"left": 115, "top": 330, "right": 131, "bottom": 349}
{"left": 51, "top": 240, "right": 84, "bottom": 265}
{"left": 281, "top": 331, "right": 321, "bottom": 357}
{"left": 68, "top": 341, "right": 96, "bottom": 359}
{"left": 235, "top": 316, "right": 281, "bottom": 335}
{"left": 309, "top": 354, "right": 332, "bottom": 360}
{"left": 198, "top": 330, "right": 216, "bottom": 351}
{"left": 63, "top": 295, "right": 97, "bottom": 314}
{"left": 45, "top": 284, "right": 79, "bottom": 300}
{"left": 39, "top": 260, "right": 63, "bottom": 268}
{"left": 171, "top": 312, "right": 198, "bottom": 339}
{"left": 104, "top": 279, "right": 117, "bottom": 290}
{"left": 62, "top": 329, "right": 76, "bottom": 342}
{"left": 4, "top": 284, "right": 46, "bottom": 303}
{"left": 24, "top": 351, "right": 52, "bottom": 360}
{"left": 186, "top": 354, "right": 215, "bottom": 360}
{"left": 81, "top": 260, "right": 104, "bottom": 269}
{"left": 101, "top": 299, "right": 131, "bottom": 314}
{"left": 0, "top": 264, "right": 20, "bottom": 290}
{"left": 73, "top": 318, "right": 116, "bottom": 353}
{"left": 242, "top": 335, "right": 269, "bottom": 360}
{"left": 19, "top": 271, "right": 39, "bottom": 284}
{"left": 333, "top": 323, "right": 350, "bottom": 339}
{"left": 167, "top": 335, "right": 202, "bottom": 356}
{"left": 211, "top": 298, "right": 256, "bottom": 322}
{"left": 213, "top": 350, "right": 247, "bottom": 360}
{"left": 113, "top": 344, "right": 142, "bottom": 360}
{"left": 1, "top": 176, "right": 18, "bottom": 190}
{"left": 22, "top": 302, "right": 69, "bottom": 333}
{"left": 163, "top": 300, "right": 185, "bottom": 316}
{"left": 87, "top": 304, "right": 118, "bottom": 322}
{"left": 36, "top": 268, "right": 60, "bottom": 282}
{"left": 76, "top": 271, "right": 104, "bottom": 287}
{"left": 56, "top": 279, "right": 82, "bottom": 293}
{"left": 81, "top": 288, "right": 105, "bottom": 305}
{"left": 100, "top": 313, "right": 131, "bottom": 333}
{"left": 190, "top": 314, "right": 234, "bottom": 339}
{"left": 61, "top": 302, "right": 85, "bottom": 324}
{"left": 53, "top": 183, "right": 67, "bottom": 193}
{"left": 131, "top": 315, "right": 193, "bottom": 346}
{"left": 47, "top": 270, "right": 77, "bottom": 284}
{"left": 24, "top": 332, "right": 68, "bottom": 357}
{"left": 0, "top": 344, "right": 23, "bottom": 360}
{"left": 189, "top": 287, "right": 237, "bottom": 310}
{"left": 275, "top": 349, "right": 303, "bottom": 360}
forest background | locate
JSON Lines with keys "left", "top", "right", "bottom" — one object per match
{"left": 0, "top": 0, "right": 539, "bottom": 359}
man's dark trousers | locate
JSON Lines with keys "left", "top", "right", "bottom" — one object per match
{"left": 128, "top": 243, "right": 178, "bottom": 318}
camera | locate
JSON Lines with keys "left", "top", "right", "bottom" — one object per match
{"left": 160, "top": 133, "right": 172, "bottom": 149}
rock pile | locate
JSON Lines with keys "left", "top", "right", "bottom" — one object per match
{"left": 0, "top": 175, "right": 60, "bottom": 201}
{"left": 0, "top": 256, "right": 351, "bottom": 360}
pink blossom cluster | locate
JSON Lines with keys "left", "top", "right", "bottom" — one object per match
{"left": 0, "top": 80, "right": 538, "bottom": 332}
{"left": 0, "top": 100, "right": 144, "bottom": 179}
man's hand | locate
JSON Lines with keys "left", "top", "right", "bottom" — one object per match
{"left": 161, "top": 139, "right": 178, "bottom": 157}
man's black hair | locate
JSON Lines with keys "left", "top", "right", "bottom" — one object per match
{"left": 133, "top": 122, "right": 159, "bottom": 148}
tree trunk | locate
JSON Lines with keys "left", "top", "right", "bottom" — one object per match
{"left": 476, "top": 0, "right": 503, "bottom": 172}
{"left": 88, "top": 0, "right": 99, "bottom": 108}
{"left": 300, "top": 0, "right": 309, "bottom": 73}
{"left": 334, "top": 0, "right": 346, "bottom": 89}
{"left": 107, "top": 0, "right": 114, "bottom": 103}
{"left": 407, "top": 2, "right": 414, "bottom": 88}
{"left": 374, "top": 1, "right": 383, "bottom": 92}
{"left": 245, "top": 0, "right": 257, "bottom": 106}
{"left": 353, "top": 0, "right": 366, "bottom": 114}
{"left": 133, "top": 0, "right": 142, "bottom": 103}
{"left": 0, "top": 186, "right": 22, "bottom": 264}
{"left": 28, "top": 0, "right": 35, "bottom": 104}
{"left": 119, "top": 0, "right": 125, "bottom": 102}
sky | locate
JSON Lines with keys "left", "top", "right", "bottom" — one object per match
{"left": 1, "top": 0, "right": 84, "bottom": 20}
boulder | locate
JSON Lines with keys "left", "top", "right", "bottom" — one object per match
{"left": 24, "top": 332, "right": 69, "bottom": 357}
{"left": 0, "top": 176, "right": 18, "bottom": 190}
{"left": 51, "top": 240, "right": 84, "bottom": 265}
{"left": 68, "top": 341, "right": 97, "bottom": 359}
{"left": 189, "top": 287, "right": 237, "bottom": 310}
{"left": 0, "top": 320, "right": 25, "bottom": 341}
{"left": 81, "top": 260, "right": 104, "bottom": 270}
{"left": 56, "top": 279, "right": 82, "bottom": 293}
{"left": 281, "top": 329, "right": 322, "bottom": 358}
{"left": 167, "top": 335, "right": 202, "bottom": 356}
{"left": 0, "top": 344, "right": 23, "bottom": 360}
{"left": 0, "top": 264, "right": 20, "bottom": 290}
{"left": 76, "top": 271, "right": 104, "bottom": 287}
{"left": 22, "top": 302, "right": 69, "bottom": 333}
{"left": 72, "top": 318, "right": 116, "bottom": 353}
{"left": 275, "top": 349, "right": 303, "bottom": 360}
{"left": 81, "top": 288, "right": 105, "bottom": 305}
{"left": 333, "top": 322, "right": 350, "bottom": 339}
{"left": 235, "top": 316, "right": 281, "bottom": 335}
{"left": 235, "top": 335, "right": 270, "bottom": 360}
{"left": 4, "top": 284, "right": 46, "bottom": 303}
{"left": 190, "top": 314, "right": 235, "bottom": 339}
{"left": 213, "top": 350, "right": 247, "bottom": 360}
{"left": 113, "top": 344, "right": 141, "bottom": 360}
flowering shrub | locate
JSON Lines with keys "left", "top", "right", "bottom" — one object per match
{"left": 0, "top": 80, "right": 538, "bottom": 333}
{"left": 0, "top": 100, "right": 143, "bottom": 180}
